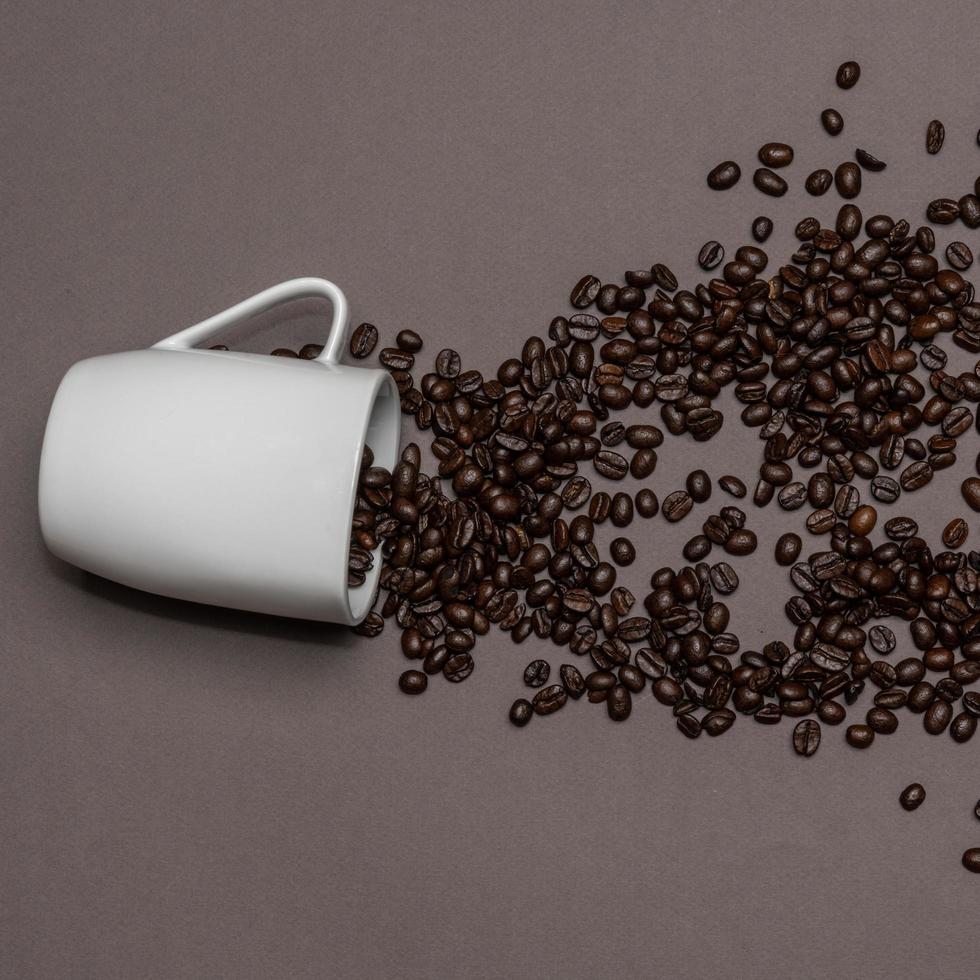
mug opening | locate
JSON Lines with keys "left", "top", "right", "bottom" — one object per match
{"left": 347, "top": 373, "right": 400, "bottom": 623}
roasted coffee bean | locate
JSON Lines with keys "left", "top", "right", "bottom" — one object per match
{"left": 835, "top": 61, "right": 860, "bottom": 89}
{"left": 570, "top": 275, "right": 601, "bottom": 309}
{"left": 855, "top": 148, "right": 886, "bottom": 172}
{"left": 821, "top": 108, "right": 844, "bottom": 136}
{"left": 523, "top": 659, "right": 550, "bottom": 688}
{"left": 349, "top": 322, "right": 379, "bottom": 358}
{"left": 686, "top": 469, "right": 712, "bottom": 503}
{"left": 962, "top": 478, "right": 980, "bottom": 511}
{"left": 846, "top": 724, "right": 874, "bottom": 748}
{"left": 754, "top": 167, "right": 787, "bottom": 197}
{"left": 946, "top": 241, "right": 974, "bottom": 271}
{"left": 698, "top": 241, "right": 725, "bottom": 270}
{"left": 943, "top": 518, "right": 969, "bottom": 548}
{"left": 924, "top": 698, "right": 953, "bottom": 735}
{"left": 925, "top": 119, "right": 945, "bottom": 155}
{"left": 607, "top": 684, "right": 632, "bottom": 722}
{"left": 759, "top": 142, "right": 793, "bottom": 167}
{"left": 835, "top": 162, "right": 861, "bottom": 199}
{"left": 775, "top": 533, "right": 802, "bottom": 566}
{"left": 676, "top": 714, "right": 702, "bottom": 739}
{"left": 951, "top": 712, "right": 977, "bottom": 743}
{"left": 793, "top": 719, "right": 821, "bottom": 757}
{"left": 703, "top": 709, "right": 736, "bottom": 737}
{"left": 707, "top": 161, "right": 741, "bottom": 190}
{"left": 718, "top": 475, "right": 747, "bottom": 498}
{"left": 663, "top": 491, "right": 694, "bottom": 523}
{"left": 927, "top": 198, "right": 960, "bottom": 224}
{"left": 867, "top": 707, "right": 898, "bottom": 735}
{"left": 962, "top": 849, "right": 980, "bottom": 873}
{"left": 724, "top": 529, "right": 757, "bottom": 556}
{"left": 805, "top": 169, "right": 833, "bottom": 196}
{"left": 509, "top": 698, "right": 533, "bottom": 727}
{"left": 899, "top": 783, "right": 926, "bottom": 811}
{"left": 435, "top": 348, "right": 461, "bottom": 378}
{"left": 533, "top": 684, "right": 567, "bottom": 715}
{"left": 752, "top": 216, "right": 773, "bottom": 242}
{"left": 399, "top": 669, "right": 427, "bottom": 695}
{"left": 610, "top": 538, "right": 636, "bottom": 567}
{"left": 635, "top": 488, "right": 659, "bottom": 518}
{"left": 869, "top": 625, "right": 896, "bottom": 654}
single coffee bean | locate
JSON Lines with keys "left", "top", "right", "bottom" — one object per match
{"left": 607, "top": 684, "right": 632, "bottom": 722}
{"left": 754, "top": 167, "right": 787, "bottom": 197}
{"left": 724, "top": 529, "right": 757, "bottom": 556}
{"left": 752, "top": 216, "right": 773, "bottom": 242}
{"left": 395, "top": 329, "right": 423, "bottom": 352}
{"left": 835, "top": 162, "right": 861, "bottom": 199}
{"left": 867, "top": 707, "right": 898, "bottom": 734}
{"left": 924, "top": 698, "right": 953, "bottom": 735}
{"left": 685, "top": 469, "right": 712, "bottom": 503}
{"left": 855, "top": 148, "right": 886, "bottom": 172}
{"left": 805, "top": 169, "right": 833, "bottom": 196}
{"left": 951, "top": 712, "right": 977, "bottom": 743}
{"left": 899, "top": 783, "right": 926, "bottom": 811}
{"left": 821, "top": 108, "right": 844, "bottom": 135}
{"left": 758, "top": 142, "right": 793, "bottom": 167}
{"left": 349, "top": 322, "right": 379, "bottom": 358}
{"left": 698, "top": 241, "right": 725, "bottom": 270}
{"left": 707, "top": 161, "right": 741, "bottom": 190}
{"left": 532, "top": 684, "right": 567, "bottom": 715}
{"left": 963, "top": 849, "right": 980, "bottom": 873}
{"left": 927, "top": 198, "right": 960, "bottom": 224}
{"left": 846, "top": 724, "right": 874, "bottom": 748}
{"left": 523, "top": 659, "right": 550, "bottom": 688}
{"left": 663, "top": 490, "right": 693, "bottom": 523}
{"left": 509, "top": 698, "right": 533, "bottom": 727}
{"left": 961, "top": 477, "right": 980, "bottom": 511}
{"left": 943, "top": 517, "right": 969, "bottom": 548}
{"left": 610, "top": 537, "right": 636, "bottom": 567}
{"left": 570, "top": 275, "right": 601, "bottom": 309}
{"left": 926, "top": 119, "right": 945, "bottom": 155}
{"left": 718, "top": 475, "right": 747, "bottom": 498}
{"left": 793, "top": 719, "right": 821, "bottom": 757}
{"left": 399, "top": 669, "right": 427, "bottom": 695}
{"left": 869, "top": 625, "right": 896, "bottom": 654}
{"left": 635, "top": 488, "right": 659, "bottom": 518}
{"left": 946, "top": 241, "right": 974, "bottom": 271}
{"left": 676, "top": 714, "right": 702, "bottom": 739}
{"left": 775, "top": 533, "right": 802, "bottom": 566}
{"left": 835, "top": 61, "right": 860, "bottom": 89}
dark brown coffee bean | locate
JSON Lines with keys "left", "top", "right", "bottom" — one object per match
{"left": 821, "top": 108, "right": 844, "bottom": 136}
{"left": 899, "top": 783, "right": 926, "bottom": 811}
{"left": 925, "top": 119, "right": 945, "bottom": 155}
{"left": 349, "top": 322, "right": 378, "bottom": 359}
{"left": 523, "top": 659, "right": 550, "bottom": 688}
{"left": 676, "top": 714, "right": 702, "bottom": 739}
{"left": 724, "top": 529, "right": 757, "bottom": 556}
{"left": 635, "top": 488, "right": 659, "bottom": 518}
{"left": 752, "top": 216, "right": 773, "bottom": 242}
{"left": 943, "top": 517, "right": 969, "bottom": 548}
{"left": 927, "top": 198, "right": 960, "bottom": 224}
{"left": 610, "top": 537, "right": 636, "bottom": 567}
{"left": 754, "top": 167, "right": 787, "bottom": 197}
{"left": 707, "top": 161, "right": 741, "bottom": 190}
{"left": 962, "top": 849, "right": 980, "bottom": 873}
{"left": 793, "top": 719, "right": 821, "bottom": 757}
{"left": 951, "top": 712, "right": 977, "bottom": 743}
{"left": 685, "top": 469, "right": 712, "bottom": 503}
{"left": 845, "top": 724, "right": 874, "bottom": 748}
{"left": 775, "top": 533, "right": 802, "bottom": 566}
{"left": 961, "top": 477, "right": 980, "bottom": 511}
{"left": 662, "top": 491, "right": 693, "bottom": 523}
{"left": 435, "top": 348, "right": 461, "bottom": 378}
{"left": 946, "top": 242, "right": 974, "bottom": 271}
{"left": 532, "top": 684, "right": 567, "bottom": 715}
{"left": 835, "top": 162, "right": 861, "bottom": 199}
{"left": 607, "top": 684, "right": 632, "bottom": 721}
{"left": 805, "top": 169, "right": 833, "bottom": 196}
{"left": 718, "top": 475, "right": 746, "bottom": 498}
{"left": 835, "top": 61, "right": 860, "bottom": 89}
{"left": 698, "top": 241, "right": 725, "bottom": 271}
{"left": 924, "top": 698, "right": 953, "bottom": 735}
{"left": 399, "top": 669, "right": 427, "bottom": 695}
{"left": 867, "top": 707, "right": 898, "bottom": 735}
{"left": 869, "top": 625, "right": 896, "bottom": 655}
{"left": 570, "top": 275, "right": 601, "bottom": 309}
{"left": 395, "top": 329, "right": 423, "bottom": 353}
{"left": 509, "top": 698, "right": 532, "bottom": 727}
{"left": 758, "top": 142, "right": 793, "bottom": 167}
{"left": 855, "top": 148, "right": 886, "bottom": 172}
{"left": 594, "top": 450, "right": 629, "bottom": 480}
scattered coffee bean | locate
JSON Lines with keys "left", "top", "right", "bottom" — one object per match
{"left": 775, "top": 533, "right": 802, "bottom": 566}
{"left": 754, "top": 168, "right": 788, "bottom": 197}
{"left": 821, "top": 108, "right": 844, "bottom": 135}
{"left": 758, "top": 142, "right": 793, "bottom": 167}
{"left": 793, "top": 719, "right": 821, "bottom": 757}
{"left": 349, "top": 322, "right": 378, "bottom": 359}
{"left": 752, "top": 216, "right": 773, "bottom": 242}
{"left": 962, "top": 849, "right": 980, "bottom": 873}
{"left": 805, "top": 169, "right": 833, "bottom": 196}
{"left": 926, "top": 119, "right": 945, "bottom": 155}
{"left": 835, "top": 162, "right": 862, "bottom": 199}
{"left": 698, "top": 241, "right": 725, "bottom": 270}
{"left": 846, "top": 724, "right": 874, "bottom": 748}
{"left": 707, "top": 161, "right": 741, "bottom": 190}
{"left": 855, "top": 148, "right": 886, "bottom": 172}
{"left": 835, "top": 61, "right": 860, "bottom": 89}
{"left": 399, "top": 669, "right": 427, "bottom": 695}
{"left": 900, "top": 783, "right": 926, "bottom": 811}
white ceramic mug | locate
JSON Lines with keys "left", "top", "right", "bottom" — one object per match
{"left": 38, "top": 278, "right": 401, "bottom": 625}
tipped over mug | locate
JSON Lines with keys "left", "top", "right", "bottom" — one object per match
{"left": 38, "top": 278, "right": 401, "bottom": 625}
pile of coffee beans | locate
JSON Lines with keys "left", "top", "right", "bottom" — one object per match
{"left": 232, "top": 56, "right": 980, "bottom": 870}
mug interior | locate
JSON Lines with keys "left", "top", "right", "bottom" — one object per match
{"left": 347, "top": 373, "right": 401, "bottom": 623}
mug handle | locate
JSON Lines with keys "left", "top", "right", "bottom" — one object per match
{"left": 151, "top": 277, "right": 349, "bottom": 364}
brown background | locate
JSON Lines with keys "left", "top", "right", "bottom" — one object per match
{"left": 3, "top": 1, "right": 980, "bottom": 977}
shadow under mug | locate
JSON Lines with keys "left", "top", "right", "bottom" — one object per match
{"left": 38, "top": 277, "right": 401, "bottom": 625}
